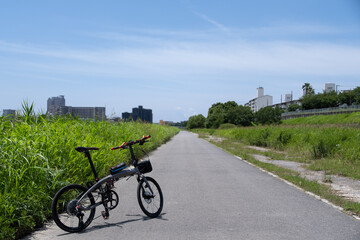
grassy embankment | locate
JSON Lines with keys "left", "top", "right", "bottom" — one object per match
{"left": 193, "top": 111, "right": 360, "bottom": 216}
{"left": 0, "top": 116, "right": 179, "bottom": 240}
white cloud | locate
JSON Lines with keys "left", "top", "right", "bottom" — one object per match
{"left": 1, "top": 25, "right": 360, "bottom": 82}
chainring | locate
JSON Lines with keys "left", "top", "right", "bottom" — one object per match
{"left": 102, "top": 190, "right": 119, "bottom": 210}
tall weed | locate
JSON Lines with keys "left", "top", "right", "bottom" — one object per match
{"left": 0, "top": 117, "right": 179, "bottom": 240}
{"left": 195, "top": 125, "right": 360, "bottom": 166}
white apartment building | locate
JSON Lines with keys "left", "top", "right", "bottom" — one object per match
{"left": 245, "top": 87, "right": 273, "bottom": 112}
{"left": 324, "top": 83, "right": 336, "bottom": 93}
{"left": 284, "top": 93, "right": 292, "bottom": 102}
{"left": 47, "top": 95, "right": 106, "bottom": 120}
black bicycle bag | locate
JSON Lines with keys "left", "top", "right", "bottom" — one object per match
{"left": 137, "top": 160, "right": 152, "bottom": 174}
{"left": 110, "top": 162, "right": 126, "bottom": 175}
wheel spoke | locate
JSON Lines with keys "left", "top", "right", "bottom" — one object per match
{"left": 52, "top": 184, "right": 96, "bottom": 233}
{"left": 137, "top": 177, "right": 163, "bottom": 218}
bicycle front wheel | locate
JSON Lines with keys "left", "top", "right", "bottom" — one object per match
{"left": 137, "top": 176, "right": 163, "bottom": 218}
{"left": 52, "top": 184, "right": 95, "bottom": 232}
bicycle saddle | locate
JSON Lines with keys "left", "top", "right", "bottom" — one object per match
{"left": 75, "top": 147, "right": 99, "bottom": 152}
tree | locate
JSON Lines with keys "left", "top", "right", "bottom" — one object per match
{"left": 302, "top": 83, "right": 315, "bottom": 96}
{"left": 222, "top": 101, "right": 248, "bottom": 125}
{"left": 205, "top": 101, "right": 254, "bottom": 128}
{"left": 301, "top": 91, "right": 338, "bottom": 110}
{"left": 338, "top": 87, "right": 360, "bottom": 106}
{"left": 186, "top": 114, "right": 206, "bottom": 129}
{"left": 319, "top": 91, "right": 338, "bottom": 108}
{"left": 353, "top": 87, "right": 360, "bottom": 104}
{"left": 255, "top": 106, "right": 283, "bottom": 125}
{"left": 205, "top": 103, "right": 226, "bottom": 128}
{"left": 287, "top": 104, "right": 301, "bottom": 112}
{"left": 338, "top": 91, "right": 352, "bottom": 105}
{"left": 229, "top": 105, "right": 254, "bottom": 126}
{"left": 223, "top": 101, "right": 238, "bottom": 123}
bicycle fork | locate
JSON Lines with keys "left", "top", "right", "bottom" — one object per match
{"left": 138, "top": 175, "right": 155, "bottom": 198}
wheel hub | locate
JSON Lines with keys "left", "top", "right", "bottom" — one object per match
{"left": 143, "top": 191, "right": 153, "bottom": 204}
{"left": 66, "top": 199, "right": 78, "bottom": 215}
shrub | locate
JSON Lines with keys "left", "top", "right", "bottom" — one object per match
{"left": 255, "top": 106, "right": 283, "bottom": 125}
{"left": 218, "top": 123, "right": 237, "bottom": 129}
{"left": 187, "top": 114, "right": 206, "bottom": 129}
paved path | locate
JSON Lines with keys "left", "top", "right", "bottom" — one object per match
{"left": 24, "top": 131, "right": 360, "bottom": 240}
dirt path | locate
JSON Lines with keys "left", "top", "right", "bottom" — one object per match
{"left": 247, "top": 146, "right": 360, "bottom": 203}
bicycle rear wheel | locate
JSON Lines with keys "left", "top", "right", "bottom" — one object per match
{"left": 52, "top": 184, "right": 95, "bottom": 232}
{"left": 137, "top": 176, "right": 163, "bottom": 218}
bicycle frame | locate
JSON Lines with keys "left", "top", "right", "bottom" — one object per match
{"left": 52, "top": 135, "right": 163, "bottom": 233}
{"left": 76, "top": 144, "right": 154, "bottom": 211}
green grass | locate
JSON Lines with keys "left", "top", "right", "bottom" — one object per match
{"left": 283, "top": 111, "right": 360, "bottom": 125}
{"left": 0, "top": 116, "right": 179, "bottom": 240}
{"left": 193, "top": 123, "right": 360, "bottom": 180}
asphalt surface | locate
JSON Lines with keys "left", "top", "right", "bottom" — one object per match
{"left": 24, "top": 131, "right": 360, "bottom": 240}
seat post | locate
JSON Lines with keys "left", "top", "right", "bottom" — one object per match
{"left": 85, "top": 151, "right": 99, "bottom": 181}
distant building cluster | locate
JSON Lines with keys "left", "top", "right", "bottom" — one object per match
{"left": 47, "top": 95, "right": 106, "bottom": 121}
{"left": 159, "top": 120, "right": 173, "bottom": 126}
{"left": 2, "top": 109, "right": 16, "bottom": 117}
{"left": 2, "top": 96, "right": 155, "bottom": 123}
{"left": 1, "top": 82, "right": 345, "bottom": 122}
{"left": 245, "top": 82, "right": 342, "bottom": 112}
{"left": 122, "top": 105, "right": 153, "bottom": 123}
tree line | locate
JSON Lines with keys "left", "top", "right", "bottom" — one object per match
{"left": 187, "top": 101, "right": 283, "bottom": 129}
{"left": 290, "top": 84, "right": 360, "bottom": 111}
{"left": 187, "top": 83, "right": 360, "bottom": 129}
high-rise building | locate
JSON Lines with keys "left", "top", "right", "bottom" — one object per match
{"left": 122, "top": 106, "right": 153, "bottom": 123}
{"left": 284, "top": 93, "right": 292, "bottom": 102}
{"left": 47, "top": 95, "right": 106, "bottom": 120}
{"left": 324, "top": 83, "right": 336, "bottom": 93}
{"left": 122, "top": 112, "right": 132, "bottom": 121}
{"left": 60, "top": 106, "right": 106, "bottom": 121}
{"left": 47, "top": 95, "right": 65, "bottom": 115}
{"left": 132, "top": 106, "right": 153, "bottom": 123}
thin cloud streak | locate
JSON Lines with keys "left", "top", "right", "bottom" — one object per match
{"left": 1, "top": 40, "right": 359, "bottom": 79}
{"left": 195, "top": 12, "right": 230, "bottom": 33}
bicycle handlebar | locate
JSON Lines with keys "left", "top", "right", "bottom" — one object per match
{"left": 111, "top": 135, "right": 151, "bottom": 150}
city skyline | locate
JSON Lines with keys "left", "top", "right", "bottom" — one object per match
{"left": 1, "top": 1, "right": 359, "bottom": 122}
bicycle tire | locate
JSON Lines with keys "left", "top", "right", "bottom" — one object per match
{"left": 137, "top": 176, "right": 163, "bottom": 218}
{"left": 52, "top": 184, "right": 96, "bottom": 232}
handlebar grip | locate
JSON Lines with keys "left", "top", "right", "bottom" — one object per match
{"left": 112, "top": 135, "right": 151, "bottom": 150}
{"left": 141, "top": 135, "right": 151, "bottom": 141}
{"left": 139, "top": 135, "right": 151, "bottom": 145}
{"left": 111, "top": 142, "right": 126, "bottom": 150}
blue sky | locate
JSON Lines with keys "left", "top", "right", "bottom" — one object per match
{"left": 1, "top": 0, "right": 360, "bottom": 122}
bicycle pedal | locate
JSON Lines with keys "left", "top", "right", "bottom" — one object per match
{"left": 101, "top": 211, "right": 109, "bottom": 220}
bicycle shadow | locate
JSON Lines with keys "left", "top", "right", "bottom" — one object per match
{"left": 56, "top": 213, "right": 168, "bottom": 237}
